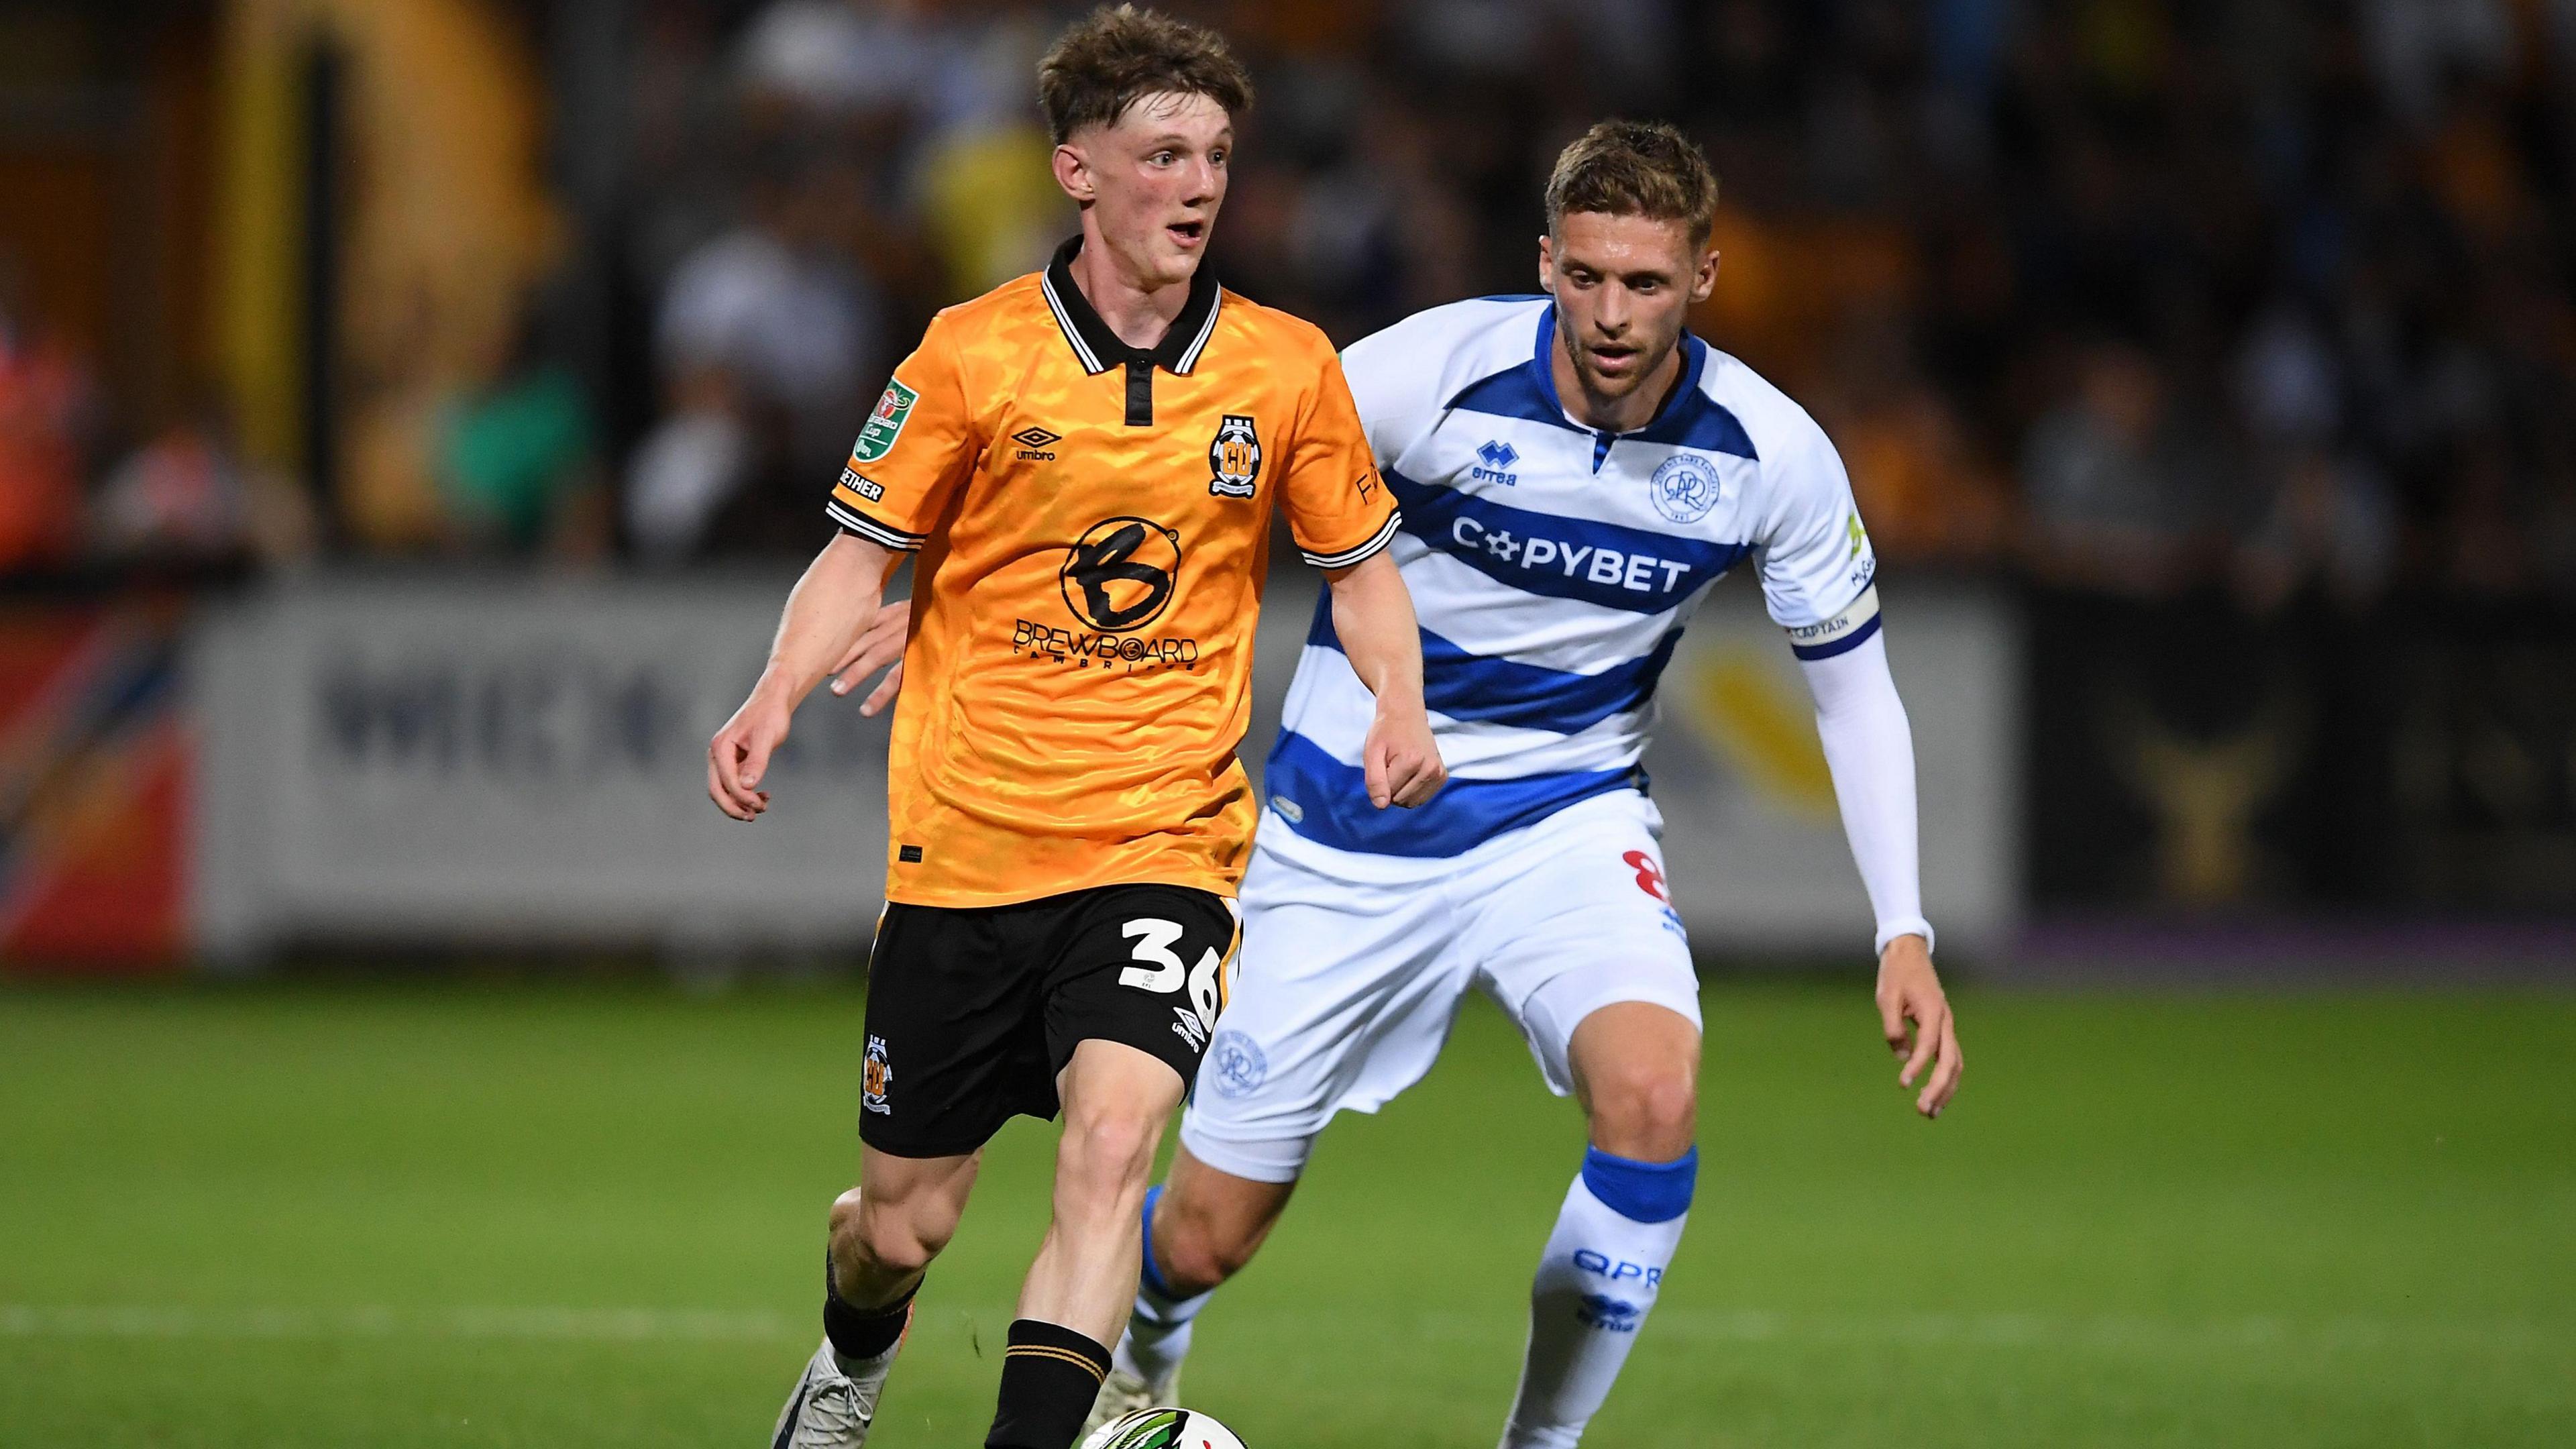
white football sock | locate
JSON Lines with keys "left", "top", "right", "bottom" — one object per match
{"left": 1114, "top": 1185, "right": 1212, "bottom": 1388}
{"left": 1499, "top": 1148, "right": 1696, "bottom": 1449}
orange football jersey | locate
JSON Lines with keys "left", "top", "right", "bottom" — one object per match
{"left": 828, "top": 237, "right": 1399, "bottom": 907}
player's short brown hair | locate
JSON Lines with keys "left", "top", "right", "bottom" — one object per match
{"left": 1037, "top": 5, "right": 1254, "bottom": 146}
{"left": 1545, "top": 120, "right": 1719, "bottom": 246}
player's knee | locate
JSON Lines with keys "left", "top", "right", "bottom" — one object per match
{"left": 1056, "top": 1104, "right": 1162, "bottom": 1210}
{"left": 1155, "top": 1207, "right": 1258, "bottom": 1290}
{"left": 834, "top": 1187, "right": 953, "bottom": 1278}
{"left": 1587, "top": 1065, "right": 1698, "bottom": 1159}
{"left": 853, "top": 1215, "right": 947, "bottom": 1278}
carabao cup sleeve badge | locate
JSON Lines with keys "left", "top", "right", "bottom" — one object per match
{"left": 853, "top": 379, "right": 918, "bottom": 463}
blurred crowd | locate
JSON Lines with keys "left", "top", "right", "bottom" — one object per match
{"left": 1, "top": 253, "right": 299, "bottom": 578}
{"left": 9, "top": 0, "right": 2576, "bottom": 609}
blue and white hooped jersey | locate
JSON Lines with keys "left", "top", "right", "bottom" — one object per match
{"left": 1260, "top": 295, "right": 1882, "bottom": 869}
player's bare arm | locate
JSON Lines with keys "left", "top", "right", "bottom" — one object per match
{"left": 1877, "top": 932, "right": 1961, "bottom": 1118}
{"left": 828, "top": 594, "right": 910, "bottom": 716}
{"left": 706, "top": 531, "right": 897, "bottom": 820}
{"left": 1320, "top": 549, "right": 1444, "bottom": 810}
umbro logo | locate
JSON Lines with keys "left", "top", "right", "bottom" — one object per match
{"left": 1472, "top": 438, "right": 1519, "bottom": 486}
{"left": 1012, "top": 425, "right": 1061, "bottom": 462}
{"left": 1576, "top": 1293, "right": 1642, "bottom": 1332}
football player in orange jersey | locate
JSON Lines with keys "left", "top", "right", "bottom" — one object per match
{"left": 705, "top": 9, "right": 1443, "bottom": 1448}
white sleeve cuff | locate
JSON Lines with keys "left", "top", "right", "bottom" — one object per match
{"left": 1301, "top": 511, "right": 1402, "bottom": 569}
{"left": 1874, "top": 916, "right": 1935, "bottom": 957}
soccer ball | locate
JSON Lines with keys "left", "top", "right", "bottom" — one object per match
{"left": 1079, "top": 1405, "right": 1248, "bottom": 1449}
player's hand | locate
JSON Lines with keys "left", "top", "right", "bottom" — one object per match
{"left": 707, "top": 693, "right": 793, "bottom": 821}
{"left": 1875, "top": 934, "right": 1961, "bottom": 1118}
{"left": 1363, "top": 706, "right": 1446, "bottom": 809}
{"left": 828, "top": 596, "right": 910, "bottom": 716}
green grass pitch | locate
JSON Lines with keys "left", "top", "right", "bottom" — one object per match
{"left": 3, "top": 979, "right": 2571, "bottom": 1447}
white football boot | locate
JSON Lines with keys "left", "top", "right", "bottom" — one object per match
{"left": 1081, "top": 1343, "right": 1179, "bottom": 1439}
{"left": 770, "top": 1320, "right": 906, "bottom": 1449}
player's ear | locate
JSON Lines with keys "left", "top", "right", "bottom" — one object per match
{"left": 1690, "top": 245, "right": 1719, "bottom": 304}
{"left": 1537, "top": 233, "right": 1556, "bottom": 292}
{"left": 1053, "top": 142, "right": 1093, "bottom": 204}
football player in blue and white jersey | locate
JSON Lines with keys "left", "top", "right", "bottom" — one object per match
{"left": 1085, "top": 121, "right": 1968, "bottom": 1445}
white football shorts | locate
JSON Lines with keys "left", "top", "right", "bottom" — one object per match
{"left": 1180, "top": 788, "right": 1701, "bottom": 1183}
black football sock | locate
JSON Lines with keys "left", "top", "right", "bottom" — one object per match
{"left": 985, "top": 1318, "right": 1112, "bottom": 1449}
{"left": 822, "top": 1250, "right": 916, "bottom": 1366}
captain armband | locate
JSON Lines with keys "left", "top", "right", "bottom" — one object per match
{"left": 1784, "top": 585, "right": 1882, "bottom": 661}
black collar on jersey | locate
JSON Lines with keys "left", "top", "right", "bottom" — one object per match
{"left": 1039, "top": 234, "right": 1222, "bottom": 426}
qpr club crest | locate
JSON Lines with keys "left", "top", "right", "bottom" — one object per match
{"left": 1648, "top": 453, "right": 1721, "bottom": 525}
{"left": 1208, "top": 1030, "right": 1269, "bottom": 1099}
{"left": 1207, "top": 413, "right": 1262, "bottom": 498}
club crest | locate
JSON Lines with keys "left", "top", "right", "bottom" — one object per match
{"left": 1208, "top": 414, "right": 1262, "bottom": 498}
{"left": 1648, "top": 453, "right": 1721, "bottom": 524}
{"left": 1208, "top": 1030, "right": 1269, "bottom": 1098}
{"left": 861, "top": 1036, "right": 893, "bottom": 1115}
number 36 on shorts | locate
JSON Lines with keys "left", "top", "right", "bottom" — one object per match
{"left": 1120, "top": 918, "right": 1227, "bottom": 1034}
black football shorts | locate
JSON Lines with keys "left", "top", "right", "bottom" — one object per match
{"left": 856, "top": 882, "right": 1238, "bottom": 1159}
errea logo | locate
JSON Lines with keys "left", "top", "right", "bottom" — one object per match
{"left": 1471, "top": 439, "right": 1519, "bottom": 486}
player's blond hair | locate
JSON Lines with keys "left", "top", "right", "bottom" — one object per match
{"left": 1037, "top": 5, "right": 1254, "bottom": 146}
{"left": 1545, "top": 120, "right": 1719, "bottom": 246}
